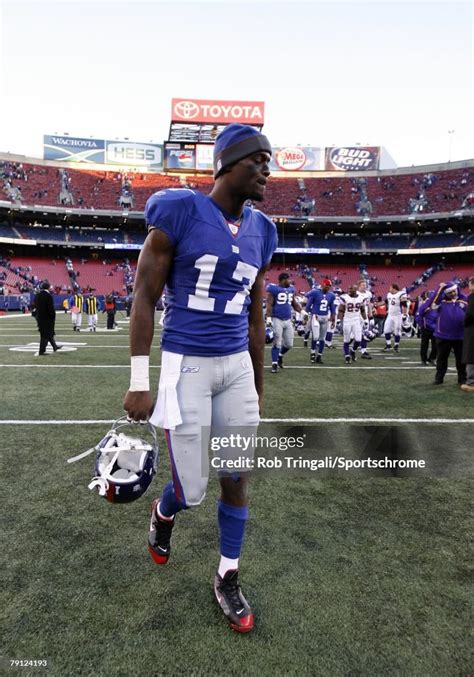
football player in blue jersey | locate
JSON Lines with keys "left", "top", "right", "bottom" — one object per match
{"left": 305, "top": 279, "right": 336, "bottom": 364}
{"left": 265, "top": 272, "right": 302, "bottom": 372}
{"left": 123, "top": 124, "right": 277, "bottom": 633}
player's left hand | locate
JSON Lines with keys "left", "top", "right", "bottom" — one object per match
{"left": 123, "top": 390, "right": 154, "bottom": 422}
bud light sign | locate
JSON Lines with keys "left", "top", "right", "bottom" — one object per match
{"left": 326, "top": 147, "right": 380, "bottom": 171}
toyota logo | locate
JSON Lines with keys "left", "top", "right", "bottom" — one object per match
{"left": 174, "top": 101, "right": 200, "bottom": 119}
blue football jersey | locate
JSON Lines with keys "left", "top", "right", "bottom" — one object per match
{"left": 305, "top": 289, "right": 336, "bottom": 316}
{"left": 145, "top": 189, "right": 278, "bottom": 356}
{"left": 266, "top": 284, "right": 295, "bottom": 320}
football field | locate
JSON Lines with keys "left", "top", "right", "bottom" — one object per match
{"left": 2, "top": 312, "right": 472, "bottom": 676}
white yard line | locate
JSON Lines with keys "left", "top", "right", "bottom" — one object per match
{"left": 0, "top": 364, "right": 458, "bottom": 371}
{"left": 0, "top": 344, "right": 133, "bottom": 348}
{"left": 0, "top": 417, "right": 472, "bottom": 425}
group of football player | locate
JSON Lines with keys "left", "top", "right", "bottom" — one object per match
{"left": 265, "top": 275, "right": 409, "bottom": 370}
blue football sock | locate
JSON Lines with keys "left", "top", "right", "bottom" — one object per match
{"left": 218, "top": 500, "right": 249, "bottom": 559}
{"left": 159, "top": 480, "right": 187, "bottom": 518}
{"left": 318, "top": 340, "right": 325, "bottom": 354}
{"left": 271, "top": 346, "right": 279, "bottom": 363}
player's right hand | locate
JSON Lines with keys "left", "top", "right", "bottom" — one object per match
{"left": 123, "top": 390, "right": 154, "bottom": 422}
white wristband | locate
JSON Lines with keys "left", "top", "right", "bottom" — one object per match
{"left": 129, "top": 355, "right": 150, "bottom": 391}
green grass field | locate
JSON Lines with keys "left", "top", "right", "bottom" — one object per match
{"left": 1, "top": 312, "right": 473, "bottom": 676}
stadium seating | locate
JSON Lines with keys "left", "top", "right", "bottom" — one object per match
{"left": 265, "top": 263, "right": 472, "bottom": 298}
{"left": 2, "top": 253, "right": 470, "bottom": 298}
{"left": 1, "top": 256, "right": 135, "bottom": 296}
{"left": 412, "top": 233, "right": 460, "bottom": 248}
{"left": 423, "top": 265, "right": 474, "bottom": 291}
{"left": 5, "top": 222, "right": 467, "bottom": 252}
{"left": 1, "top": 159, "right": 472, "bottom": 217}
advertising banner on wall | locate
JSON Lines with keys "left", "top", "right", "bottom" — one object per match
{"left": 105, "top": 141, "right": 163, "bottom": 169}
{"left": 164, "top": 143, "right": 196, "bottom": 170}
{"left": 270, "top": 147, "right": 324, "bottom": 172}
{"left": 171, "top": 98, "right": 265, "bottom": 125}
{"left": 43, "top": 135, "right": 105, "bottom": 163}
{"left": 325, "top": 146, "right": 380, "bottom": 171}
{"left": 195, "top": 144, "right": 214, "bottom": 171}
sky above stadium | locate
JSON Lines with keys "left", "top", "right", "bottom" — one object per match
{"left": 0, "top": 0, "right": 472, "bottom": 168}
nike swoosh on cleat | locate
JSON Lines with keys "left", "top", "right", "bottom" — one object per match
{"left": 157, "top": 546, "right": 168, "bottom": 553}
{"left": 236, "top": 609, "right": 245, "bottom": 615}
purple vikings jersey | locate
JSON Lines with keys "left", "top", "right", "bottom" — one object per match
{"left": 266, "top": 284, "right": 295, "bottom": 320}
{"left": 305, "top": 289, "right": 336, "bottom": 317}
{"left": 145, "top": 189, "right": 278, "bottom": 356}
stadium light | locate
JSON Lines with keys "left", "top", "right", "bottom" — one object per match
{"left": 448, "top": 129, "right": 455, "bottom": 163}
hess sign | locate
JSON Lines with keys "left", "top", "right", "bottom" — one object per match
{"left": 172, "top": 98, "right": 265, "bottom": 124}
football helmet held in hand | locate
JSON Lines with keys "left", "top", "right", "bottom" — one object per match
{"left": 67, "top": 416, "right": 158, "bottom": 503}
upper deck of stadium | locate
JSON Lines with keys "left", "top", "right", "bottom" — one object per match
{"left": 1, "top": 152, "right": 473, "bottom": 220}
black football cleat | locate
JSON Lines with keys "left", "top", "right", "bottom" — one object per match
{"left": 394, "top": 345, "right": 399, "bottom": 353}
{"left": 345, "top": 355, "right": 351, "bottom": 365}
{"left": 382, "top": 346, "right": 392, "bottom": 352}
{"left": 148, "top": 499, "right": 175, "bottom": 565}
{"left": 214, "top": 570, "right": 254, "bottom": 633}
{"left": 303, "top": 339, "right": 308, "bottom": 348}
{"left": 361, "top": 352, "right": 372, "bottom": 360}
{"left": 278, "top": 355, "right": 284, "bottom": 369}
{"left": 316, "top": 354, "right": 323, "bottom": 364}
{"left": 350, "top": 349, "right": 357, "bottom": 362}
{"left": 271, "top": 362, "right": 278, "bottom": 373}
{"left": 310, "top": 352, "right": 316, "bottom": 363}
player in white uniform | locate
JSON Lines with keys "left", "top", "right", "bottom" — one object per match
{"left": 293, "top": 294, "right": 307, "bottom": 336}
{"left": 357, "top": 280, "right": 373, "bottom": 359}
{"left": 338, "top": 285, "right": 367, "bottom": 364}
{"left": 383, "top": 284, "right": 408, "bottom": 352}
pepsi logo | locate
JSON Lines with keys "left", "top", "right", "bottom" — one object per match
{"left": 174, "top": 100, "right": 200, "bottom": 119}
{"left": 275, "top": 147, "right": 306, "bottom": 171}
{"left": 328, "top": 147, "right": 378, "bottom": 171}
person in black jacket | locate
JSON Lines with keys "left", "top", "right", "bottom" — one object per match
{"left": 104, "top": 294, "right": 117, "bottom": 330}
{"left": 35, "top": 280, "right": 61, "bottom": 355}
{"left": 461, "top": 276, "right": 474, "bottom": 393}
